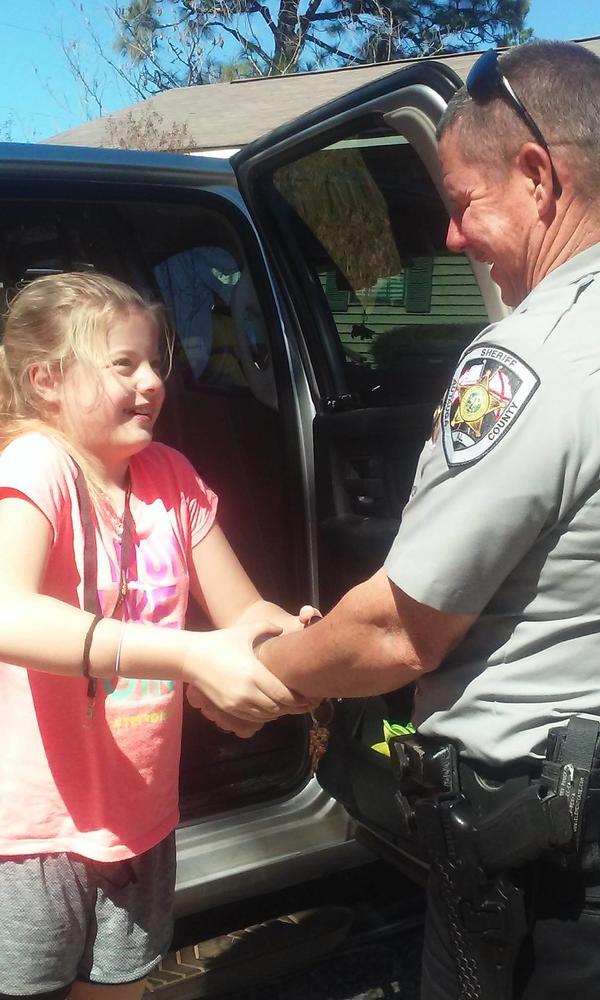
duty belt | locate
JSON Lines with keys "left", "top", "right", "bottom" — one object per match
{"left": 388, "top": 714, "right": 600, "bottom": 871}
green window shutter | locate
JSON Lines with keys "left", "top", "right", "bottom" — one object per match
{"left": 405, "top": 257, "right": 433, "bottom": 313}
{"left": 324, "top": 272, "right": 349, "bottom": 312}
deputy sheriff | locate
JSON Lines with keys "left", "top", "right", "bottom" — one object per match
{"left": 192, "top": 40, "right": 600, "bottom": 999}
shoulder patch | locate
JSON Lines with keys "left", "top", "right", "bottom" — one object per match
{"left": 442, "top": 345, "right": 539, "bottom": 467}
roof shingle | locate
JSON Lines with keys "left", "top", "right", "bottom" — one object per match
{"left": 47, "top": 37, "right": 600, "bottom": 153}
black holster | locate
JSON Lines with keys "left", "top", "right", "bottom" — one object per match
{"left": 388, "top": 715, "right": 600, "bottom": 1000}
{"left": 415, "top": 795, "right": 527, "bottom": 1000}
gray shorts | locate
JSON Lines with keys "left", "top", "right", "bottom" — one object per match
{"left": 0, "top": 833, "right": 175, "bottom": 995}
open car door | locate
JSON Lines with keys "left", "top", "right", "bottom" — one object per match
{"left": 231, "top": 60, "right": 507, "bottom": 868}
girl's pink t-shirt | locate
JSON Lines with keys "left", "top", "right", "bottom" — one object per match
{"left": 0, "top": 432, "right": 217, "bottom": 861}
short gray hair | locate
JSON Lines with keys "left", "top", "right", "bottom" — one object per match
{"left": 437, "top": 41, "right": 600, "bottom": 196}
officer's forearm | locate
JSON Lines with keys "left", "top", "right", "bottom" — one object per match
{"left": 258, "top": 569, "right": 473, "bottom": 700}
{"left": 258, "top": 611, "right": 414, "bottom": 699}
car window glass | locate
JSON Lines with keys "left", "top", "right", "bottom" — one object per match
{"left": 270, "top": 131, "right": 489, "bottom": 407}
{"left": 119, "top": 203, "right": 260, "bottom": 394}
{"left": 153, "top": 246, "right": 246, "bottom": 386}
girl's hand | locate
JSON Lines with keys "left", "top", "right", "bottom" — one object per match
{"left": 250, "top": 606, "right": 322, "bottom": 714}
{"left": 235, "top": 600, "right": 321, "bottom": 636}
{"left": 299, "top": 605, "right": 322, "bottom": 626}
{"left": 182, "top": 619, "right": 314, "bottom": 722}
{"left": 186, "top": 686, "right": 265, "bottom": 739}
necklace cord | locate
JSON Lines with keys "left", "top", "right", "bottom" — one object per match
{"left": 75, "top": 469, "right": 133, "bottom": 704}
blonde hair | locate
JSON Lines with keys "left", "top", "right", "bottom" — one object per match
{"left": 0, "top": 272, "right": 172, "bottom": 490}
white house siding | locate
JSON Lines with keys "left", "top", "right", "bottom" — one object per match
{"left": 322, "top": 254, "right": 488, "bottom": 368}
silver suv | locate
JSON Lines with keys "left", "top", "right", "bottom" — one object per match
{"left": 0, "top": 59, "right": 504, "bottom": 919}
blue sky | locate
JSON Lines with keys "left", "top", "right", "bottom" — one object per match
{"left": 3, "top": 0, "right": 600, "bottom": 142}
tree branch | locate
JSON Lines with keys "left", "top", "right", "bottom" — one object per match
{"left": 303, "top": 31, "right": 361, "bottom": 64}
{"left": 210, "top": 20, "right": 272, "bottom": 65}
{"left": 61, "top": 0, "right": 531, "bottom": 104}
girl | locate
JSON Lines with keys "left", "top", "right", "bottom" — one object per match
{"left": 0, "top": 272, "right": 315, "bottom": 1000}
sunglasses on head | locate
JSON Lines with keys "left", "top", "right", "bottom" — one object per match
{"left": 466, "top": 48, "right": 561, "bottom": 195}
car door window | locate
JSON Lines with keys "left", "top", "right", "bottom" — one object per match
{"left": 154, "top": 246, "right": 245, "bottom": 386}
{"left": 270, "top": 130, "right": 489, "bottom": 407}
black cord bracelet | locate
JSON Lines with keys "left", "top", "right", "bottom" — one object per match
{"left": 82, "top": 613, "right": 103, "bottom": 680}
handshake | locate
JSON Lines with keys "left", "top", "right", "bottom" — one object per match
{"left": 185, "top": 603, "right": 321, "bottom": 739}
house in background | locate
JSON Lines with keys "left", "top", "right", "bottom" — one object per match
{"left": 47, "top": 37, "right": 600, "bottom": 157}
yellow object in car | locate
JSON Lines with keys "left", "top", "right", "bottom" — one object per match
{"left": 371, "top": 719, "right": 416, "bottom": 756}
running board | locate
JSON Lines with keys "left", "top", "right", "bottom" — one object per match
{"left": 145, "top": 906, "right": 354, "bottom": 998}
